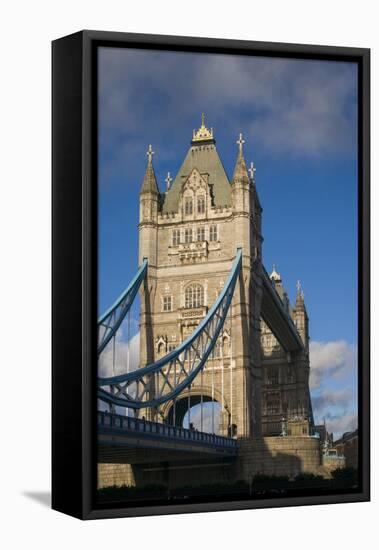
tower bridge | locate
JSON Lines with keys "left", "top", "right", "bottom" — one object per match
{"left": 97, "top": 117, "right": 321, "bottom": 488}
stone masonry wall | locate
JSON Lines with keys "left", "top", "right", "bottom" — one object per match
{"left": 235, "top": 436, "right": 322, "bottom": 480}
{"left": 98, "top": 463, "right": 135, "bottom": 489}
{"left": 98, "top": 436, "right": 324, "bottom": 489}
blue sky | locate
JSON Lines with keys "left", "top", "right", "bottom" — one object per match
{"left": 98, "top": 47, "right": 358, "bottom": 438}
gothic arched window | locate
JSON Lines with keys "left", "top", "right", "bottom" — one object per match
{"left": 184, "top": 197, "right": 193, "bottom": 215}
{"left": 157, "top": 342, "right": 165, "bottom": 356}
{"left": 197, "top": 195, "right": 205, "bottom": 214}
{"left": 185, "top": 284, "right": 204, "bottom": 308}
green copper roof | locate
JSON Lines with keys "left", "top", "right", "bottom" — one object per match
{"left": 162, "top": 143, "right": 232, "bottom": 213}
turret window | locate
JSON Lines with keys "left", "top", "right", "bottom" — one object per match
{"left": 267, "top": 368, "right": 279, "bottom": 386}
{"left": 184, "top": 197, "right": 193, "bottom": 215}
{"left": 197, "top": 226, "right": 205, "bottom": 241}
{"left": 213, "top": 339, "right": 224, "bottom": 358}
{"left": 209, "top": 225, "right": 218, "bottom": 241}
{"left": 184, "top": 228, "right": 193, "bottom": 243}
{"left": 163, "top": 295, "right": 173, "bottom": 312}
{"left": 286, "top": 367, "right": 295, "bottom": 384}
{"left": 172, "top": 229, "right": 180, "bottom": 246}
{"left": 197, "top": 196, "right": 205, "bottom": 214}
{"left": 185, "top": 284, "right": 204, "bottom": 308}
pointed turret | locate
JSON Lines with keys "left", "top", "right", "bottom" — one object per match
{"left": 293, "top": 280, "right": 309, "bottom": 350}
{"left": 270, "top": 266, "right": 289, "bottom": 312}
{"left": 249, "top": 161, "right": 262, "bottom": 211}
{"left": 270, "top": 265, "right": 281, "bottom": 283}
{"left": 140, "top": 144, "right": 159, "bottom": 195}
{"left": 139, "top": 145, "right": 160, "bottom": 264}
{"left": 231, "top": 133, "right": 251, "bottom": 216}
{"left": 232, "top": 133, "right": 250, "bottom": 185}
{"left": 295, "top": 280, "right": 306, "bottom": 309}
{"left": 231, "top": 132, "right": 255, "bottom": 256}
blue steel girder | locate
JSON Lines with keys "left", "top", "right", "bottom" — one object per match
{"left": 97, "top": 258, "right": 148, "bottom": 356}
{"left": 97, "top": 248, "right": 242, "bottom": 410}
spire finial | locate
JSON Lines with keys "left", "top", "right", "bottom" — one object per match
{"left": 146, "top": 144, "right": 154, "bottom": 164}
{"left": 141, "top": 144, "right": 159, "bottom": 195}
{"left": 270, "top": 265, "right": 281, "bottom": 281}
{"left": 249, "top": 161, "right": 256, "bottom": 179}
{"left": 296, "top": 280, "right": 305, "bottom": 302}
{"left": 237, "top": 133, "right": 245, "bottom": 154}
{"left": 192, "top": 114, "right": 214, "bottom": 143}
{"left": 165, "top": 172, "right": 172, "bottom": 190}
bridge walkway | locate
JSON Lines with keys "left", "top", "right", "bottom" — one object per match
{"left": 98, "top": 411, "right": 238, "bottom": 464}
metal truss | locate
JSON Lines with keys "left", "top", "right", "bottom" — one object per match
{"left": 97, "top": 248, "right": 242, "bottom": 410}
{"left": 97, "top": 258, "right": 148, "bottom": 355}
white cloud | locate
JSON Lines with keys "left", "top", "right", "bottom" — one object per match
{"left": 184, "top": 402, "right": 221, "bottom": 434}
{"left": 309, "top": 340, "right": 358, "bottom": 439}
{"left": 98, "top": 331, "right": 140, "bottom": 378}
{"left": 312, "top": 387, "right": 354, "bottom": 412}
{"left": 99, "top": 48, "right": 357, "bottom": 160}
{"left": 309, "top": 340, "right": 357, "bottom": 389}
{"left": 97, "top": 334, "right": 358, "bottom": 439}
{"left": 323, "top": 412, "right": 358, "bottom": 440}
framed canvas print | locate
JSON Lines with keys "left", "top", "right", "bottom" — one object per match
{"left": 52, "top": 30, "right": 370, "bottom": 519}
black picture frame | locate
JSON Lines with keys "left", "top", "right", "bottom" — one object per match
{"left": 52, "top": 30, "right": 370, "bottom": 520}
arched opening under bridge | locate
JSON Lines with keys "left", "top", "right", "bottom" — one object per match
{"left": 165, "top": 392, "right": 233, "bottom": 436}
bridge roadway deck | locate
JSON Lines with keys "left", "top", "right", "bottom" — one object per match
{"left": 261, "top": 267, "right": 304, "bottom": 352}
{"left": 98, "top": 411, "right": 238, "bottom": 464}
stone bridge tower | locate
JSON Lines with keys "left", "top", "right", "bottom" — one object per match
{"left": 260, "top": 270, "right": 312, "bottom": 436}
{"left": 138, "top": 117, "right": 264, "bottom": 438}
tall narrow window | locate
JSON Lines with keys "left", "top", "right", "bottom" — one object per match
{"left": 184, "top": 228, "right": 193, "bottom": 243}
{"left": 267, "top": 398, "right": 280, "bottom": 415}
{"left": 267, "top": 368, "right": 279, "bottom": 386}
{"left": 197, "top": 226, "right": 205, "bottom": 241}
{"left": 185, "top": 284, "right": 204, "bottom": 308}
{"left": 184, "top": 197, "right": 193, "bottom": 215}
{"left": 214, "top": 340, "right": 222, "bottom": 357}
{"left": 197, "top": 195, "right": 205, "bottom": 214}
{"left": 209, "top": 225, "right": 218, "bottom": 241}
{"left": 172, "top": 229, "right": 180, "bottom": 246}
{"left": 163, "top": 295, "right": 172, "bottom": 312}
{"left": 157, "top": 342, "right": 165, "bottom": 356}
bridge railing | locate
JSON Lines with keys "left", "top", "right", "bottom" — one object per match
{"left": 98, "top": 411, "right": 238, "bottom": 450}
